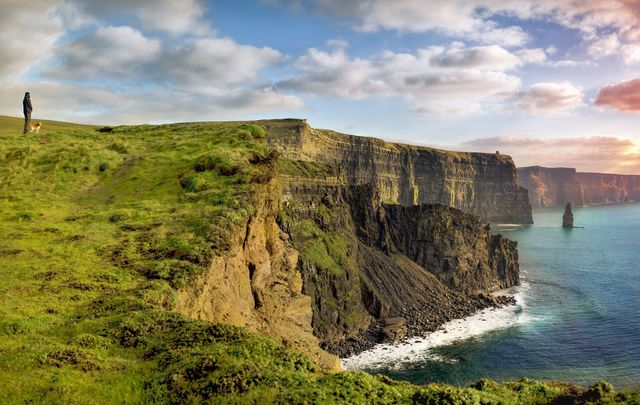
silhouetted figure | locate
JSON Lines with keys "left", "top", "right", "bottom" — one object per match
{"left": 562, "top": 203, "right": 574, "bottom": 228}
{"left": 23, "top": 92, "right": 32, "bottom": 134}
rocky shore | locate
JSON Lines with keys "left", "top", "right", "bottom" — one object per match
{"left": 334, "top": 294, "right": 517, "bottom": 358}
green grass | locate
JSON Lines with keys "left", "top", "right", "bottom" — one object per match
{"left": 0, "top": 115, "right": 638, "bottom": 403}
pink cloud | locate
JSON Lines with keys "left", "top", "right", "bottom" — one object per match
{"left": 458, "top": 135, "right": 640, "bottom": 174}
{"left": 595, "top": 78, "right": 640, "bottom": 113}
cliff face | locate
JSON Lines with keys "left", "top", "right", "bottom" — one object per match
{"left": 278, "top": 161, "right": 519, "bottom": 355}
{"left": 176, "top": 120, "right": 522, "bottom": 362}
{"left": 518, "top": 166, "right": 640, "bottom": 207}
{"left": 176, "top": 162, "right": 339, "bottom": 370}
{"left": 517, "top": 166, "right": 584, "bottom": 208}
{"left": 265, "top": 120, "right": 532, "bottom": 224}
{"left": 576, "top": 172, "right": 640, "bottom": 204}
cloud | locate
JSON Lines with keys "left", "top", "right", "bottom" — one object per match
{"left": 459, "top": 135, "right": 640, "bottom": 174}
{"left": 587, "top": 33, "right": 621, "bottom": 58}
{"left": 48, "top": 26, "right": 162, "bottom": 79}
{"left": 0, "top": 81, "right": 303, "bottom": 125}
{"left": 280, "top": 44, "right": 586, "bottom": 115}
{"left": 308, "top": 0, "right": 530, "bottom": 47}
{"left": 0, "top": 0, "right": 64, "bottom": 80}
{"left": 595, "top": 78, "right": 640, "bottom": 113}
{"left": 549, "top": 59, "right": 596, "bottom": 68}
{"left": 278, "top": 44, "right": 525, "bottom": 115}
{"left": 162, "top": 38, "right": 286, "bottom": 88}
{"left": 0, "top": 2, "right": 302, "bottom": 123}
{"left": 274, "top": 0, "right": 640, "bottom": 56}
{"left": 430, "top": 45, "right": 522, "bottom": 70}
{"left": 513, "top": 82, "right": 584, "bottom": 113}
{"left": 515, "top": 48, "right": 547, "bottom": 64}
{"left": 67, "top": 0, "right": 210, "bottom": 35}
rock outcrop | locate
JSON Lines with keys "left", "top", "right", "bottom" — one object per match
{"left": 177, "top": 120, "right": 522, "bottom": 363}
{"left": 264, "top": 119, "right": 532, "bottom": 224}
{"left": 518, "top": 166, "right": 640, "bottom": 207}
{"left": 176, "top": 161, "right": 339, "bottom": 370}
{"left": 562, "top": 203, "right": 574, "bottom": 228}
{"left": 279, "top": 174, "right": 519, "bottom": 356}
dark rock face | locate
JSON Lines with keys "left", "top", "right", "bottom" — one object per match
{"left": 279, "top": 181, "right": 520, "bottom": 356}
{"left": 563, "top": 203, "right": 574, "bottom": 228}
{"left": 265, "top": 119, "right": 533, "bottom": 224}
{"left": 518, "top": 166, "right": 640, "bottom": 207}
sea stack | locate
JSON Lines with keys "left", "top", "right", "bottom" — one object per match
{"left": 562, "top": 203, "right": 574, "bottom": 228}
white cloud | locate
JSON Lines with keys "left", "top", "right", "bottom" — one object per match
{"left": 0, "top": 81, "right": 303, "bottom": 124}
{"left": 164, "top": 38, "right": 286, "bottom": 88}
{"left": 515, "top": 48, "right": 547, "bottom": 64}
{"left": 550, "top": 59, "right": 596, "bottom": 68}
{"left": 45, "top": 28, "right": 287, "bottom": 90}
{"left": 68, "top": 0, "right": 210, "bottom": 35}
{"left": 513, "top": 82, "right": 584, "bottom": 113}
{"left": 430, "top": 45, "right": 523, "bottom": 70}
{"left": 0, "top": 0, "right": 64, "bottom": 80}
{"left": 588, "top": 33, "right": 621, "bottom": 58}
{"left": 279, "top": 43, "right": 533, "bottom": 115}
{"left": 621, "top": 44, "right": 640, "bottom": 64}
{"left": 290, "top": 0, "right": 640, "bottom": 51}
{"left": 0, "top": 1, "right": 302, "bottom": 122}
{"left": 49, "top": 26, "right": 162, "bottom": 79}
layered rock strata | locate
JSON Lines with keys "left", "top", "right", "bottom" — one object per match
{"left": 264, "top": 119, "right": 532, "bottom": 224}
{"left": 518, "top": 166, "right": 640, "bottom": 207}
{"left": 176, "top": 161, "right": 339, "bottom": 370}
{"left": 279, "top": 174, "right": 520, "bottom": 356}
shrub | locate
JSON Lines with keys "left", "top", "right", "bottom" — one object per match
{"left": 237, "top": 124, "right": 266, "bottom": 139}
{"left": 585, "top": 381, "right": 615, "bottom": 402}
{"left": 180, "top": 174, "right": 209, "bottom": 193}
{"left": 194, "top": 152, "right": 241, "bottom": 176}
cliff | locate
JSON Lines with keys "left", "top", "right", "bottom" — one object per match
{"left": 264, "top": 119, "right": 532, "bottom": 224}
{"left": 176, "top": 158, "right": 339, "bottom": 370}
{"left": 277, "top": 158, "right": 519, "bottom": 356}
{"left": 518, "top": 166, "right": 640, "bottom": 207}
{"left": 0, "top": 115, "right": 633, "bottom": 403}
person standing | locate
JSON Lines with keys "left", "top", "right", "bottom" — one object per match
{"left": 23, "top": 92, "right": 32, "bottom": 134}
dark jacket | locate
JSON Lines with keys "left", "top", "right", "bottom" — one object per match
{"left": 23, "top": 95, "right": 32, "bottom": 115}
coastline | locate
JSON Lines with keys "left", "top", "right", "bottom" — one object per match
{"left": 335, "top": 288, "right": 522, "bottom": 362}
{"left": 341, "top": 283, "right": 528, "bottom": 370}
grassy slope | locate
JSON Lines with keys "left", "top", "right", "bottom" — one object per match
{"left": 0, "top": 115, "right": 637, "bottom": 404}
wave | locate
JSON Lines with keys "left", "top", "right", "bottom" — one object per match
{"left": 341, "top": 283, "right": 534, "bottom": 371}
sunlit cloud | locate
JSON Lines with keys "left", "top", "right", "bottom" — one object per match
{"left": 595, "top": 78, "right": 640, "bottom": 113}
{"left": 459, "top": 135, "right": 640, "bottom": 174}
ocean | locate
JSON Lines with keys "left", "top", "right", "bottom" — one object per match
{"left": 342, "top": 203, "right": 640, "bottom": 389}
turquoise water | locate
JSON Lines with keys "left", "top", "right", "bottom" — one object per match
{"left": 354, "top": 204, "right": 640, "bottom": 389}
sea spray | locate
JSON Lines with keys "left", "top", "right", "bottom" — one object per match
{"left": 341, "top": 282, "right": 533, "bottom": 371}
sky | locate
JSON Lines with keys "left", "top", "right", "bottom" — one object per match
{"left": 3, "top": 0, "right": 640, "bottom": 173}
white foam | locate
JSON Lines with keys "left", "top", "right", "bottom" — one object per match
{"left": 341, "top": 283, "right": 533, "bottom": 371}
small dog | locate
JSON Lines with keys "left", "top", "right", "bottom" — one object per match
{"left": 29, "top": 122, "right": 42, "bottom": 134}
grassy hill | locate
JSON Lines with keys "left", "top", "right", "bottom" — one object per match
{"left": 0, "top": 115, "right": 637, "bottom": 403}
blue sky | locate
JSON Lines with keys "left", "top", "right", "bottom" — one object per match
{"left": 3, "top": 0, "right": 640, "bottom": 173}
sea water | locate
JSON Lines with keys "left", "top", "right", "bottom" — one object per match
{"left": 342, "top": 203, "right": 640, "bottom": 389}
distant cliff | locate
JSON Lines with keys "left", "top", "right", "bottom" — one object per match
{"left": 518, "top": 166, "right": 640, "bottom": 208}
{"left": 265, "top": 119, "right": 532, "bottom": 224}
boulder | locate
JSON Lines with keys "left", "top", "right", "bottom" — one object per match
{"left": 382, "top": 317, "right": 407, "bottom": 343}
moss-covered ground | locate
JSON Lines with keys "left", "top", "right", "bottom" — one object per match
{"left": 0, "top": 115, "right": 638, "bottom": 403}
